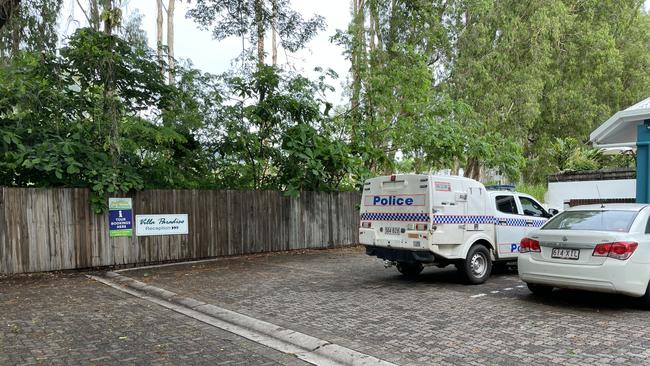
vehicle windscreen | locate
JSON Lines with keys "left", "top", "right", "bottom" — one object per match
{"left": 542, "top": 210, "right": 639, "bottom": 232}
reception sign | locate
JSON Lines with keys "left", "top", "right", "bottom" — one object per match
{"left": 135, "top": 214, "right": 189, "bottom": 236}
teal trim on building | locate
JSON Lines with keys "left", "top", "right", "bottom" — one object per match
{"left": 636, "top": 120, "right": 650, "bottom": 203}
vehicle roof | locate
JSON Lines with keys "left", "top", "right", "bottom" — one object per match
{"left": 566, "top": 203, "right": 649, "bottom": 212}
{"left": 366, "top": 174, "right": 482, "bottom": 183}
{"left": 487, "top": 190, "right": 530, "bottom": 196}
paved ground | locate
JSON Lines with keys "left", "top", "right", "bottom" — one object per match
{"left": 0, "top": 272, "right": 307, "bottom": 366}
{"left": 124, "top": 247, "right": 650, "bottom": 366}
{"left": 4, "top": 247, "right": 650, "bottom": 365}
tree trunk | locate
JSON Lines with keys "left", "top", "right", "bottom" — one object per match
{"left": 102, "top": 0, "right": 113, "bottom": 34}
{"left": 271, "top": 0, "right": 277, "bottom": 65}
{"left": 156, "top": 0, "right": 164, "bottom": 75}
{"left": 464, "top": 158, "right": 481, "bottom": 181}
{"left": 102, "top": 0, "right": 119, "bottom": 170}
{"left": 89, "top": 0, "right": 100, "bottom": 31}
{"left": 368, "top": 0, "right": 375, "bottom": 51}
{"left": 255, "top": 0, "right": 264, "bottom": 66}
{"left": 0, "top": 0, "right": 20, "bottom": 31}
{"left": 451, "top": 158, "right": 460, "bottom": 175}
{"left": 167, "top": 0, "right": 175, "bottom": 84}
{"left": 350, "top": 0, "right": 365, "bottom": 145}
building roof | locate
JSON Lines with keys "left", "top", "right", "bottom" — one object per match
{"left": 589, "top": 96, "right": 650, "bottom": 148}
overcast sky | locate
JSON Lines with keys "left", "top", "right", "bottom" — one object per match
{"left": 134, "top": 1, "right": 351, "bottom": 75}
{"left": 59, "top": 0, "right": 353, "bottom": 102}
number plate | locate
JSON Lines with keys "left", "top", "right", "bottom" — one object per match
{"left": 551, "top": 248, "right": 580, "bottom": 260}
{"left": 384, "top": 227, "right": 401, "bottom": 235}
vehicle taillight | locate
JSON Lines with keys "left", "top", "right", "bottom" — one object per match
{"left": 593, "top": 241, "right": 638, "bottom": 260}
{"left": 592, "top": 243, "right": 611, "bottom": 257}
{"left": 415, "top": 223, "right": 428, "bottom": 231}
{"left": 519, "top": 237, "right": 540, "bottom": 253}
{"left": 361, "top": 222, "right": 371, "bottom": 229}
{"left": 390, "top": 175, "right": 396, "bottom": 182}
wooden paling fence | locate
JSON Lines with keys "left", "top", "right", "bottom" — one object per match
{"left": 0, "top": 188, "right": 361, "bottom": 274}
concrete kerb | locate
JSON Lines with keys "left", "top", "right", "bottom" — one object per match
{"left": 91, "top": 271, "right": 396, "bottom": 366}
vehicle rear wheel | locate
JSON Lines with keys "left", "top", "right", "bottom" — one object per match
{"left": 396, "top": 262, "right": 423, "bottom": 277}
{"left": 459, "top": 245, "right": 492, "bottom": 285}
{"left": 526, "top": 283, "right": 553, "bottom": 296}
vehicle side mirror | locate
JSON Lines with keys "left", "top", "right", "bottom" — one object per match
{"left": 548, "top": 208, "right": 559, "bottom": 217}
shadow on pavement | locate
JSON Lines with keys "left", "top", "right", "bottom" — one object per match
{"left": 518, "top": 288, "right": 649, "bottom": 311}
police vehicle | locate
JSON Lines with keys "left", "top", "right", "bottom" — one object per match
{"left": 359, "top": 174, "right": 554, "bottom": 284}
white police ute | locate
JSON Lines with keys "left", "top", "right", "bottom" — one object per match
{"left": 359, "top": 174, "right": 554, "bottom": 284}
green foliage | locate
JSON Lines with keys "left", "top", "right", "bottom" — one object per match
{"left": 517, "top": 183, "right": 548, "bottom": 203}
{"left": 337, "top": 0, "right": 649, "bottom": 183}
{"left": 0, "top": 28, "right": 208, "bottom": 212}
{"left": 205, "top": 65, "right": 358, "bottom": 192}
{"left": 0, "top": 24, "right": 358, "bottom": 210}
{"left": 279, "top": 123, "right": 361, "bottom": 195}
{"left": 447, "top": 0, "right": 650, "bottom": 182}
{"left": 2, "top": 0, "right": 649, "bottom": 212}
{"left": 0, "top": 0, "right": 62, "bottom": 60}
{"left": 527, "top": 137, "right": 635, "bottom": 182}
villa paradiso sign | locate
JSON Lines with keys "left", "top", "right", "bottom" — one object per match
{"left": 136, "top": 214, "right": 189, "bottom": 236}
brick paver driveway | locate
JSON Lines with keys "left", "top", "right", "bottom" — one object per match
{"left": 0, "top": 273, "right": 307, "bottom": 365}
{"left": 125, "top": 247, "right": 650, "bottom": 366}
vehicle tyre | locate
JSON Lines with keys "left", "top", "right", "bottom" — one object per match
{"left": 396, "top": 262, "right": 423, "bottom": 277}
{"left": 459, "top": 245, "right": 492, "bottom": 285}
{"left": 526, "top": 283, "right": 553, "bottom": 296}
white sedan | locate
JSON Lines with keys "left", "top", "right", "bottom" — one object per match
{"left": 518, "top": 204, "right": 650, "bottom": 302}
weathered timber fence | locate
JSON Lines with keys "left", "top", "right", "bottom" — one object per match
{"left": 0, "top": 188, "right": 361, "bottom": 274}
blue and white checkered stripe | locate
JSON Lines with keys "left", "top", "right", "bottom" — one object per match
{"left": 495, "top": 218, "right": 546, "bottom": 227}
{"left": 431, "top": 215, "right": 494, "bottom": 225}
{"left": 360, "top": 212, "right": 430, "bottom": 222}
{"left": 360, "top": 213, "right": 546, "bottom": 227}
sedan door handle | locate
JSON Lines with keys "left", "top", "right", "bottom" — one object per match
{"left": 498, "top": 219, "right": 507, "bottom": 224}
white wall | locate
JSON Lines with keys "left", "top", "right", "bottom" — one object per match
{"left": 545, "top": 179, "right": 636, "bottom": 209}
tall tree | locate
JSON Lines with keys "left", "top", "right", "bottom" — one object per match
{"left": 447, "top": 0, "right": 650, "bottom": 182}
{"left": 187, "top": 0, "right": 325, "bottom": 69}
{"left": 0, "top": 0, "right": 61, "bottom": 60}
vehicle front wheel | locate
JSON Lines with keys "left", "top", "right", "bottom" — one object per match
{"left": 458, "top": 245, "right": 492, "bottom": 285}
{"left": 526, "top": 283, "right": 553, "bottom": 296}
{"left": 396, "top": 262, "right": 423, "bottom": 277}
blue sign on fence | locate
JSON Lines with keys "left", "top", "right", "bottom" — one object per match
{"left": 109, "top": 198, "right": 133, "bottom": 237}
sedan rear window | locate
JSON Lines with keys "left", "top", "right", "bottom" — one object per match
{"left": 542, "top": 210, "right": 639, "bottom": 232}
